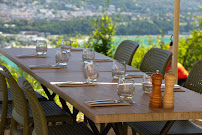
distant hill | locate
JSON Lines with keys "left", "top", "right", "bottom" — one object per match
{"left": 68, "top": 0, "right": 200, "bottom": 14}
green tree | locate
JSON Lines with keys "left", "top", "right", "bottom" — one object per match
{"left": 85, "top": 0, "right": 121, "bottom": 57}
{"left": 178, "top": 30, "right": 202, "bottom": 71}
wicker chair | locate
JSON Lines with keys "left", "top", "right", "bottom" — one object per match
{"left": 0, "top": 68, "right": 12, "bottom": 135}
{"left": 114, "top": 40, "right": 139, "bottom": 66}
{"left": 127, "top": 60, "right": 202, "bottom": 135}
{"left": 140, "top": 48, "right": 172, "bottom": 75}
{"left": 0, "top": 65, "right": 47, "bottom": 104}
{"left": 0, "top": 70, "right": 72, "bottom": 135}
{"left": 185, "top": 59, "right": 202, "bottom": 94}
{"left": 127, "top": 120, "right": 202, "bottom": 135}
{"left": 17, "top": 77, "right": 93, "bottom": 135}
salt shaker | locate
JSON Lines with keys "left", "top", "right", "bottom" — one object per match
{"left": 163, "top": 73, "right": 176, "bottom": 108}
{"left": 149, "top": 70, "right": 163, "bottom": 108}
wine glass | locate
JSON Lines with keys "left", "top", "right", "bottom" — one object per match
{"left": 36, "top": 40, "right": 47, "bottom": 56}
{"left": 117, "top": 77, "right": 135, "bottom": 103}
{"left": 61, "top": 39, "right": 71, "bottom": 53}
{"left": 82, "top": 48, "right": 95, "bottom": 64}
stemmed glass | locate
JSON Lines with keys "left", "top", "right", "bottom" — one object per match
{"left": 61, "top": 39, "right": 71, "bottom": 53}
{"left": 36, "top": 40, "right": 47, "bottom": 56}
{"left": 83, "top": 63, "right": 99, "bottom": 83}
{"left": 117, "top": 77, "right": 135, "bottom": 103}
{"left": 112, "top": 60, "right": 126, "bottom": 79}
{"left": 82, "top": 48, "right": 95, "bottom": 64}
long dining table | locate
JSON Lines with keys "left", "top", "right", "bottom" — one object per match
{"left": 0, "top": 48, "right": 202, "bottom": 135}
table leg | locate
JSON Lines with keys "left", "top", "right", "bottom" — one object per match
{"left": 88, "top": 118, "right": 100, "bottom": 135}
{"left": 100, "top": 123, "right": 105, "bottom": 132}
{"left": 73, "top": 107, "right": 79, "bottom": 122}
{"left": 159, "top": 120, "right": 175, "bottom": 135}
{"left": 112, "top": 122, "right": 125, "bottom": 135}
{"left": 100, "top": 123, "right": 113, "bottom": 135}
{"left": 122, "top": 122, "right": 128, "bottom": 135}
{"left": 59, "top": 96, "right": 73, "bottom": 117}
{"left": 84, "top": 115, "right": 88, "bottom": 124}
{"left": 87, "top": 118, "right": 126, "bottom": 135}
{"left": 41, "top": 84, "right": 56, "bottom": 100}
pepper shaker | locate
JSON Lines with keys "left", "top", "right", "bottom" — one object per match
{"left": 149, "top": 70, "right": 163, "bottom": 108}
{"left": 163, "top": 73, "right": 176, "bottom": 108}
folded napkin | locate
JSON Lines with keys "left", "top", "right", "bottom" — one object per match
{"left": 56, "top": 82, "right": 96, "bottom": 87}
{"left": 93, "top": 59, "right": 113, "bottom": 62}
{"left": 84, "top": 101, "right": 131, "bottom": 107}
{"left": 28, "top": 65, "right": 61, "bottom": 69}
{"left": 126, "top": 75, "right": 143, "bottom": 79}
{"left": 71, "top": 48, "right": 83, "bottom": 51}
{"left": 16, "top": 54, "right": 46, "bottom": 58}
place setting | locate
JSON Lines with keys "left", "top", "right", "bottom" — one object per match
{"left": 28, "top": 41, "right": 73, "bottom": 69}
{"left": 141, "top": 71, "right": 185, "bottom": 94}
{"left": 56, "top": 61, "right": 99, "bottom": 87}
{"left": 112, "top": 60, "right": 143, "bottom": 80}
{"left": 28, "top": 50, "right": 70, "bottom": 69}
{"left": 16, "top": 40, "right": 48, "bottom": 58}
{"left": 84, "top": 77, "right": 135, "bottom": 107}
{"left": 82, "top": 48, "right": 113, "bottom": 63}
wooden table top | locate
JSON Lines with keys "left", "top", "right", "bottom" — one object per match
{"left": 1, "top": 48, "right": 202, "bottom": 123}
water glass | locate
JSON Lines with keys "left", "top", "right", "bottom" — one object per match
{"left": 83, "top": 63, "right": 99, "bottom": 83}
{"left": 112, "top": 60, "right": 126, "bottom": 79}
{"left": 142, "top": 72, "right": 153, "bottom": 93}
{"left": 55, "top": 50, "right": 70, "bottom": 67}
{"left": 82, "top": 48, "right": 95, "bottom": 64}
{"left": 117, "top": 77, "right": 135, "bottom": 103}
{"left": 61, "top": 39, "right": 71, "bottom": 53}
{"left": 36, "top": 40, "right": 47, "bottom": 55}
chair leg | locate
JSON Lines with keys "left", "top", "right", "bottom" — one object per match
{"left": 0, "top": 121, "right": 5, "bottom": 135}
{"left": 23, "top": 122, "right": 30, "bottom": 135}
{"left": 10, "top": 117, "right": 17, "bottom": 135}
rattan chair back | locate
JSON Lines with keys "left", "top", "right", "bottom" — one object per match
{"left": 0, "top": 65, "right": 8, "bottom": 135}
{"left": 0, "top": 67, "right": 30, "bottom": 134}
{"left": 185, "top": 59, "right": 202, "bottom": 94}
{"left": 114, "top": 40, "right": 139, "bottom": 66}
{"left": 17, "top": 77, "right": 48, "bottom": 135}
{"left": 140, "top": 48, "right": 172, "bottom": 75}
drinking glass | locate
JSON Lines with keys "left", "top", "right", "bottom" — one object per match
{"left": 142, "top": 72, "right": 153, "bottom": 93}
{"left": 36, "top": 40, "right": 47, "bottom": 55}
{"left": 117, "top": 77, "right": 135, "bottom": 103}
{"left": 112, "top": 60, "right": 126, "bottom": 79}
{"left": 61, "top": 39, "right": 71, "bottom": 53}
{"left": 55, "top": 50, "right": 70, "bottom": 67}
{"left": 82, "top": 48, "right": 95, "bottom": 64}
{"left": 83, "top": 63, "right": 99, "bottom": 83}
